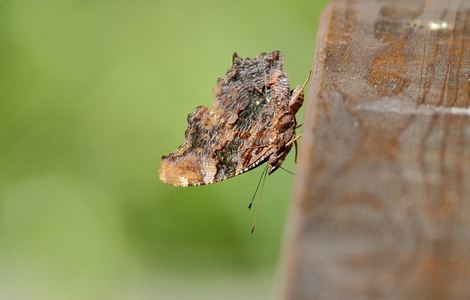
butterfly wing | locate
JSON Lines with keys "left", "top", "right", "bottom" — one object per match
{"left": 159, "top": 51, "right": 292, "bottom": 186}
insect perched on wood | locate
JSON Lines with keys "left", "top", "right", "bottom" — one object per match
{"left": 159, "top": 51, "right": 308, "bottom": 187}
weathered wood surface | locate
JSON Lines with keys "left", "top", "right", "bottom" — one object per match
{"left": 281, "top": 0, "right": 470, "bottom": 299}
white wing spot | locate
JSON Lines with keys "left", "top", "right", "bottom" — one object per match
{"left": 428, "top": 21, "right": 448, "bottom": 30}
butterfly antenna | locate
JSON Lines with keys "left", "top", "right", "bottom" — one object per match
{"left": 248, "top": 164, "right": 268, "bottom": 210}
{"left": 251, "top": 165, "right": 268, "bottom": 234}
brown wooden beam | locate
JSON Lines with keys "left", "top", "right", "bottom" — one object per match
{"left": 281, "top": 0, "right": 470, "bottom": 299}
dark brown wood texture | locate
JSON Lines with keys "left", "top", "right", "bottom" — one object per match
{"left": 281, "top": 0, "right": 470, "bottom": 299}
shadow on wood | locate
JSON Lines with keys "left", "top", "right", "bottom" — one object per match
{"left": 281, "top": 0, "right": 470, "bottom": 299}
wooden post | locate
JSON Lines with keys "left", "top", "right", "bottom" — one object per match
{"left": 281, "top": 0, "right": 470, "bottom": 299}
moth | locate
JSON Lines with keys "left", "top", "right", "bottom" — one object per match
{"left": 159, "top": 51, "right": 307, "bottom": 187}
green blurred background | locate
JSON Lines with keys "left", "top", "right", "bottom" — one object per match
{"left": 0, "top": 0, "right": 328, "bottom": 299}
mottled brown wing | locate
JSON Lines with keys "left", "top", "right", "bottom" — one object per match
{"left": 159, "top": 51, "right": 292, "bottom": 186}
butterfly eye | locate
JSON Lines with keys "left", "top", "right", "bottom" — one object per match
{"left": 278, "top": 114, "right": 295, "bottom": 131}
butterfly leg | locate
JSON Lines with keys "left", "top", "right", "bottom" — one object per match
{"left": 266, "top": 133, "right": 303, "bottom": 175}
{"left": 294, "top": 140, "right": 298, "bottom": 163}
{"left": 286, "top": 133, "right": 302, "bottom": 147}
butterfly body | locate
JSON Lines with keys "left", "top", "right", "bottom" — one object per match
{"left": 159, "top": 51, "right": 304, "bottom": 187}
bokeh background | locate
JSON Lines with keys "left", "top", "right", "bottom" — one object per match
{"left": 0, "top": 0, "right": 328, "bottom": 299}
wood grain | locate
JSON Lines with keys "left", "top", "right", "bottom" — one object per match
{"left": 281, "top": 0, "right": 470, "bottom": 299}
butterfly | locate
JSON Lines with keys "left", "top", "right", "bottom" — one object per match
{"left": 159, "top": 51, "right": 307, "bottom": 187}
